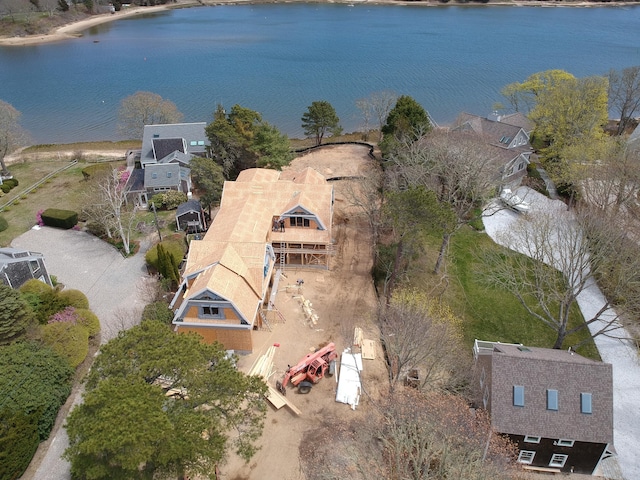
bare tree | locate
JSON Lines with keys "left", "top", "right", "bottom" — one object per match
{"left": 608, "top": 66, "right": 640, "bottom": 135}
{"left": 378, "top": 290, "right": 469, "bottom": 393}
{"left": 117, "top": 91, "right": 184, "bottom": 139}
{"left": 342, "top": 165, "right": 384, "bottom": 252}
{"left": 84, "top": 168, "right": 136, "bottom": 255}
{"left": 484, "top": 209, "right": 640, "bottom": 349}
{"left": 356, "top": 91, "right": 398, "bottom": 142}
{"left": 0, "top": 100, "right": 29, "bottom": 176}
{"left": 387, "top": 130, "right": 503, "bottom": 273}
{"left": 300, "top": 390, "right": 519, "bottom": 480}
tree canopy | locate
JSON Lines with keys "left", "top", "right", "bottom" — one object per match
{"left": 206, "top": 104, "right": 292, "bottom": 179}
{"left": 65, "top": 320, "right": 267, "bottom": 479}
{"left": 0, "top": 99, "right": 29, "bottom": 176}
{"left": 301, "top": 100, "right": 342, "bottom": 146}
{"left": 0, "top": 283, "right": 35, "bottom": 345}
{"left": 380, "top": 95, "right": 431, "bottom": 156}
{"left": 117, "top": 91, "right": 183, "bottom": 140}
{"left": 608, "top": 65, "right": 640, "bottom": 135}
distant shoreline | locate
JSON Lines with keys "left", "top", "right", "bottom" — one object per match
{"left": 1, "top": 0, "right": 639, "bottom": 47}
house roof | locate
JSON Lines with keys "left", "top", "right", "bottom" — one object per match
{"left": 141, "top": 123, "right": 209, "bottom": 165}
{"left": 178, "top": 167, "right": 333, "bottom": 326}
{"left": 144, "top": 163, "right": 181, "bottom": 189}
{"left": 0, "top": 247, "right": 43, "bottom": 263}
{"left": 176, "top": 199, "right": 202, "bottom": 217}
{"left": 125, "top": 168, "right": 145, "bottom": 193}
{"left": 455, "top": 112, "right": 526, "bottom": 149}
{"left": 152, "top": 138, "right": 185, "bottom": 162}
{"left": 486, "top": 342, "right": 613, "bottom": 444}
{"left": 500, "top": 112, "right": 535, "bottom": 134}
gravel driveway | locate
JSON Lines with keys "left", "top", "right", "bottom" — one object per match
{"left": 12, "top": 226, "right": 151, "bottom": 480}
{"left": 483, "top": 187, "right": 640, "bottom": 480}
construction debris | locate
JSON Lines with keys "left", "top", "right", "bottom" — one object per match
{"left": 352, "top": 326, "right": 363, "bottom": 347}
{"left": 248, "top": 345, "right": 301, "bottom": 416}
{"left": 335, "top": 348, "right": 363, "bottom": 410}
{"left": 361, "top": 339, "right": 376, "bottom": 360}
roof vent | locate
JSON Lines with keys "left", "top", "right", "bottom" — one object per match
{"left": 517, "top": 346, "right": 531, "bottom": 352}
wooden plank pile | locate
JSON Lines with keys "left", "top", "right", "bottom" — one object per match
{"left": 248, "top": 345, "right": 301, "bottom": 416}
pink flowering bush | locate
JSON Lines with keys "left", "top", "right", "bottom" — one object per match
{"left": 36, "top": 209, "right": 45, "bottom": 226}
{"left": 48, "top": 306, "right": 79, "bottom": 325}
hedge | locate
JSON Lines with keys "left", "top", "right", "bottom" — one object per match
{"left": 41, "top": 322, "right": 90, "bottom": 369}
{"left": 0, "top": 216, "right": 7, "bottom": 233}
{"left": 57, "top": 289, "right": 90, "bottom": 310}
{"left": 41, "top": 208, "right": 78, "bottom": 229}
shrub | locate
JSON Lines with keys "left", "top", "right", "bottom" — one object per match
{"left": 75, "top": 308, "right": 100, "bottom": 338}
{"left": 41, "top": 322, "right": 90, "bottom": 368}
{"left": 57, "top": 289, "right": 90, "bottom": 309}
{"left": 0, "top": 216, "right": 7, "bottom": 232}
{"left": 145, "top": 240, "right": 185, "bottom": 271}
{"left": 41, "top": 208, "right": 78, "bottom": 229}
{"left": 142, "top": 302, "right": 174, "bottom": 325}
{"left": 0, "top": 408, "right": 39, "bottom": 480}
{"left": 149, "top": 190, "right": 188, "bottom": 210}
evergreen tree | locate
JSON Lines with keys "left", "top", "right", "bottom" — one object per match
{"left": 0, "top": 284, "right": 35, "bottom": 345}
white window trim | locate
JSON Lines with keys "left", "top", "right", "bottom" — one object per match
{"left": 518, "top": 450, "right": 535, "bottom": 465}
{"left": 524, "top": 436, "right": 541, "bottom": 444}
{"left": 549, "top": 453, "right": 568, "bottom": 468}
{"left": 556, "top": 439, "right": 575, "bottom": 447}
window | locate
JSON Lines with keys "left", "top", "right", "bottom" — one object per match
{"left": 549, "top": 454, "right": 568, "bottom": 468}
{"left": 581, "top": 393, "right": 592, "bottom": 414}
{"left": 547, "top": 389, "right": 559, "bottom": 411}
{"left": 517, "top": 451, "right": 535, "bottom": 464}
{"left": 556, "top": 439, "right": 574, "bottom": 447}
{"left": 524, "top": 436, "right": 541, "bottom": 444}
{"left": 29, "top": 260, "right": 40, "bottom": 274}
{"left": 289, "top": 217, "right": 310, "bottom": 228}
{"left": 153, "top": 134, "right": 159, "bottom": 138}
{"left": 152, "top": 172, "right": 158, "bottom": 179}
{"left": 190, "top": 141, "right": 197, "bottom": 146}
{"left": 513, "top": 385, "right": 525, "bottom": 407}
{"left": 166, "top": 172, "right": 172, "bottom": 178}
{"left": 201, "top": 306, "right": 220, "bottom": 317}
{"left": 198, "top": 140, "right": 205, "bottom": 146}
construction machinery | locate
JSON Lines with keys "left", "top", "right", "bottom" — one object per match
{"left": 276, "top": 343, "right": 337, "bottom": 395}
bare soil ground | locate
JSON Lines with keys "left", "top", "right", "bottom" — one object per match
{"left": 220, "top": 144, "right": 386, "bottom": 480}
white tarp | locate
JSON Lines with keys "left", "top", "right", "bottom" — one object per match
{"left": 335, "top": 349, "right": 362, "bottom": 409}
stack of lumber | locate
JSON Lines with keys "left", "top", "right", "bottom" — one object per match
{"left": 353, "top": 326, "right": 364, "bottom": 347}
{"left": 248, "top": 345, "right": 301, "bottom": 416}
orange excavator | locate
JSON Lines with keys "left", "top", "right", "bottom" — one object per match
{"left": 276, "top": 343, "right": 338, "bottom": 395}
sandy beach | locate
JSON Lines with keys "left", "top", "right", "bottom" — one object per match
{"left": 1, "top": 0, "right": 637, "bottom": 47}
{"left": 0, "top": 3, "right": 187, "bottom": 47}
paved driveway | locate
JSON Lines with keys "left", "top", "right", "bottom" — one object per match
{"left": 484, "top": 187, "right": 640, "bottom": 480}
{"left": 12, "top": 226, "right": 151, "bottom": 480}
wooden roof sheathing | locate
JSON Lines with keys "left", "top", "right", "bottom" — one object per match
{"left": 180, "top": 167, "right": 332, "bottom": 327}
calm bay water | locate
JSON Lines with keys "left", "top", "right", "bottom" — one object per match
{"left": 1, "top": 3, "right": 640, "bottom": 144}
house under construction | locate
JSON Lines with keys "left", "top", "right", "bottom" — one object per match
{"left": 169, "top": 167, "right": 334, "bottom": 352}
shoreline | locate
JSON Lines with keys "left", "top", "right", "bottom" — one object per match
{"left": 1, "top": 0, "right": 639, "bottom": 47}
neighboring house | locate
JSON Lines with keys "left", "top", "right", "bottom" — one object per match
{"left": 453, "top": 112, "right": 535, "bottom": 186}
{"left": 628, "top": 122, "right": 640, "bottom": 149}
{"left": 170, "top": 167, "right": 334, "bottom": 352}
{"left": 473, "top": 340, "right": 614, "bottom": 475}
{"left": 127, "top": 123, "right": 209, "bottom": 207}
{"left": 176, "top": 199, "right": 206, "bottom": 233}
{"left": 0, "top": 247, "right": 53, "bottom": 289}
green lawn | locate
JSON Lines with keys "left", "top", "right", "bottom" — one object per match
{"left": 403, "top": 226, "right": 599, "bottom": 360}
{"left": 0, "top": 160, "right": 95, "bottom": 246}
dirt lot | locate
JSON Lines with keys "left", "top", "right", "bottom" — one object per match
{"left": 221, "top": 144, "right": 385, "bottom": 479}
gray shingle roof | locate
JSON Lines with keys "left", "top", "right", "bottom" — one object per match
{"left": 144, "top": 164, "right": 181, "bottom": 189}
{"left": 152, "top": 138, "right": 185, "bottom": 162}
{"left": 141, "top": 123, "right": 209, "bottom": 165}
{"left": 176, "top": 199, "right": 202, "bottom": 216}
{"left": 486, "top": 343, "right": 613, "bottom": 445}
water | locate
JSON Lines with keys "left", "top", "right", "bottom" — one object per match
{"left": 1, "top": 3, "right": 639, "bottom": 144}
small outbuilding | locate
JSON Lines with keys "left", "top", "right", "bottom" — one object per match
{"left": 176, "top": 199, "right": 206, "bottom": 233}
